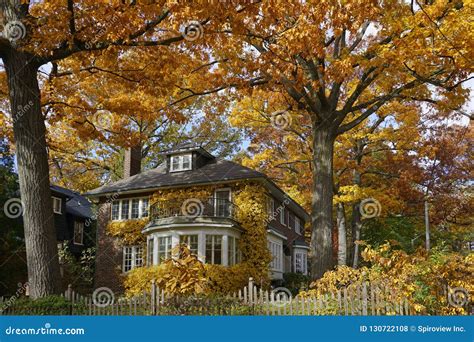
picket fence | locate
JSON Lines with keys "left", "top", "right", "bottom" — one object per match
{"left": 0, "top": 278, "right": 411, "bottom": 316}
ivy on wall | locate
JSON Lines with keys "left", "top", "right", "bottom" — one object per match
{"left": 107, "top": 218, "right": 149, "bottom": 245}
{"left": 120, "top": 181, "right": 272, "bottom": 294}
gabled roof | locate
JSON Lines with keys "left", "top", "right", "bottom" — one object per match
{"left": 51, "top": 185, "right": 93, "bottom": 219}
{"left": 84, "top": 158, "right": 265, "bottom": 197}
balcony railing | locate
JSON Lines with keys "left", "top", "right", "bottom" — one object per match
{"left": 150, "top": 197, "right": 238, "bottom": 221}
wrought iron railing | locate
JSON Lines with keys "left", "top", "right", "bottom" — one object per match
{"left": 150, "top": 197, "right": 238, "bottom": 221}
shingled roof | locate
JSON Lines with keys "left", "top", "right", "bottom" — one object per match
{"left": 84, "top": 158, "right": 266, "bottom": 197}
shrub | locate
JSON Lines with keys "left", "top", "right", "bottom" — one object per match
{"left": 283, "top": 272, "right": 311, "bottom": 295}
{"left": 7, "top": 295, "right": 87, "bottom": 315}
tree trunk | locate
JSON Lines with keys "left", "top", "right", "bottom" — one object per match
{"left": 336, "top": 202, "right": 347, "bottom": 266}
{"left": 350, "top": 201, "right": 362, "bottom": 268}
{"left": 349, "top": 139, "right": 364, "bottom": 268}
{"left": 4, "top": 49, "right": 61, "bottom": 298}
{"left": 310, "top": 127, "right": 336, "bottom": 279}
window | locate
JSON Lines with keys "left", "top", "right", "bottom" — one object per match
{"left": 111, "top": 198, "right": 149, "bottom": 220}
{"left": 279, "top": 205, "right": 286, "bottom": 226}
{"left": 215, "top": 189, "right": 231, "bottom": 217}
{"left": 121, "top": 200, "right": 130, "bottom": 220}
{"left": 111, "top": 201, "right": 120, "bottom": 220}
{"left": 294, "top": 251, "right": 307, "bottom": 274}
{"left": 147, "top": 238, "right": 154, "bottom": 265}
{"left": 131, "top": 199, "right": 140, "bottom": 219}
{"left": 52, "top": 197, "right": 62, "bottom": 214}
{"left": 268, "top": 240, "right": 283, "bottom": 271}
{"left": 141, "top": 198, "right": 149, "bottom": 217}
{"left": 157, "top": 236, "right": 172, "bottom": 263}
{"left": 170, "top": 154, "right": 192, "bottom": 172}
{"left": 288, "top": 212, "right": 295, "bottom": 229}
{"left": 266, "top": 197, "right": 275, "bottom": 220}
{"left": 205, "top": 235, "right": 222, "bottom": 265}
{"left": 295, "top": 216, "right": 302, "bottom": 234}
{"left": 123, "top": 246, "right": 143, "bottom": 272}
{"left": 228, "top": 236, "right": 241, "bottom": 266}
{"left": 73, "top": 221, "right": 84, "bottom": 245}
{"left": 180, "top": 235, "right": 198, "bottom": 255}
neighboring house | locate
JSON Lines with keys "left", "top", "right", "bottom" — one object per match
{"left": 86, "top": 144, "right": 310, "bottom": 292}
{"left": 50, "top": 185, "right": 94, "bottom": 256}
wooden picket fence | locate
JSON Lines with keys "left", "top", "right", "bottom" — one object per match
{"left": 0, "top": 278, "right": 411, "bottom": 316}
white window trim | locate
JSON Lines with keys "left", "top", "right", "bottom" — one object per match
{"left": 295, "top": 216, "right": 302, "bottom": 235}
{"left": 170, "top": 153, "right": 192, "bottom": 172}
{"left": 52, "top": 197, "right": 62, "bottom": 214}
{"left": 279, "top": 205, "right": 286, "bottom": 226}
{"left": 111, "top": 197, "right": 149, "bottom": 221}
{"left": 205, "top": 234, "right": 223, "bottom": 265}
{"left": 268, "top": 239, "right": 283, "bottom": 272}
{"left": 73, "top": 221, "right": 84, "bottom": 245}
{"left": 294, "top": 250, "right": 308, "bottom": 275}
{"left": 122, "top": 246, "right": 143, "bottom": 273}
{"left": 156, "top": 236, "right": 172, "bottom": 264}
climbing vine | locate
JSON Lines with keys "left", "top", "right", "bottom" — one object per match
{"left": 107, "top": 218, "right": 149, "bottom": 245}
{"left": 122, "top": 181, "right": 272, "bottom": 294}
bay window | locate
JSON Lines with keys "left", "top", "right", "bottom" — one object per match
{"left": 157, "top": 236, "right": 172, "bottom": 263}
{"left": 180, "top": 234, "right": 198, "bottom": 255}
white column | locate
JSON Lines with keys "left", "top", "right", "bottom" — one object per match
{"left": 198, "top": 232, "right": 206, "bottom": 263}
{"left": 171, "top": 232, "right": 180, "bottom": 248}
{"left": 222, "top": 235, "right": 229, "bottom": 266}
{"left": 153, "top": 235, "right": 158, "bottom": 265}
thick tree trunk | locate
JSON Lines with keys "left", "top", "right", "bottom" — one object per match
{"left": 4, "top": 49, "right": 61, "bottom": 298}
{"left": 336, "top": 202, "right": 347, "bottom": 266}
{"left": 310, "top": 127, "right": 336, "bottom": 279}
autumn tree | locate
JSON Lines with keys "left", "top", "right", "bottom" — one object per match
{"left": 0, "top": 0, "right": 233, "bottom": 297}
{"left": 219, "top": 0, "right": 472, "bottom": 277}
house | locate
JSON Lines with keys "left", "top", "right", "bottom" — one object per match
{"left": 50, "top": 185, "right": 94, "bottom": 256}
{"left": 85, "top": 144, "right": 310, "bottom": 292}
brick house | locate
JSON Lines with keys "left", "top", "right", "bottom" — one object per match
{"left": 85, "top": 144, "right": 310, "bottom": 292}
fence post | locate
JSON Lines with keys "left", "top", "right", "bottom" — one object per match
{"left": 362, "top": 281, "right": 368, "bottom": 315}
{"left": 151, "top": 279, "right": 156, "bottom": 316}
{"left": 248, "top": 277, "right": 254, "bottom": 304}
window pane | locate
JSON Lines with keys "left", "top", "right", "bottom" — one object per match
{"left": 215, "top": 190, "right": 231, "bottom": 217}
{"left": 147, "top": 238, "right": 154, "bottom": 265}
{"left": 73, "top": 222, "right": 83, "bottom": 245}
{"left": 131, "top": 199, "right": 140, "bottom": 219}
{"left": 112, "top": 201, "right": 120, "bottom": 220}
{"left": 228, "top": 237, "right": 235, "bottom": 265}
{"left": 171, "top": 156, "right": 180, "bottom": 171}
{"left": 123, "top": 247, "right": 133, "bottom": 272}
{"left": 180, "top": 235, "right": 198, "bottom": 255}
{"left": 141, "top": 198, "right": 149, "bottom": 217}
{"left": 205, "top": 235, "right": 213, "bottom": 263}
{"left": 135, "top": 247, "right": 143, "bottom": 268}
{"left": 121, "top": 200, "right": 130, "bottom": 220}
{"left": 182, "top": 154, "right": 191, "bottom": 169}
{"left": 214, "top": 236, "right": 222, "bottom": 265}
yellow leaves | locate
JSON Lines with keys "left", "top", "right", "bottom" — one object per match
{"left": 107, "top": 218, "right": 149, "bottom": 245}
{"left": 124, "top": 244, "right": 207, "bottom": 297}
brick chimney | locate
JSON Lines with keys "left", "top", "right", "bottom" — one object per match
{"left": 123, "top": 145, "right": 141, "bottom": 178}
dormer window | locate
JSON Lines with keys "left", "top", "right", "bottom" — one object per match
{"left": 170, "top": 153, "right": 192, "bottom": 172}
